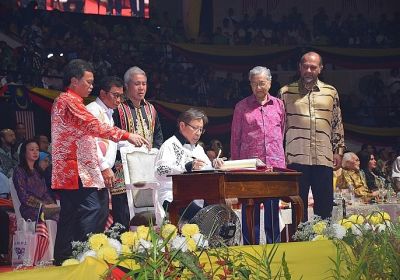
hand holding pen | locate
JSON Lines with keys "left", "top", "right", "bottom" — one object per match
{"left": 192, "top": 157, "right": 206, "bottom": 170}
{"left": 213, "top": 148, "right": 225, "bottom": 169}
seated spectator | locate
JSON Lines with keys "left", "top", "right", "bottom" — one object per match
{"left": 392, "top": 156, "right": 400, "bottom": 192}
{"left": 154, "top": 108, "right": 224, "bottom": 220}
{"left": 206, "top": 139, "right": 225, "bottom": 161}
{"left": 0, "top": 129, "right": 18, "bottom": 177}
{"left": 12, "top": 139, "right": 59, "bottom": 221}
{"left": 358, "top": 150, "right": 386, "bottom": 191}
{"left": 336, "top": 152, "right": 379, "bottom": 201}
{"left": 38, "top": 151, "right": 53, "bottom": 192}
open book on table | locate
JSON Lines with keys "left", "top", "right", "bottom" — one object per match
{"left": 218, "top": 158, "right": 266, "bottom": 171}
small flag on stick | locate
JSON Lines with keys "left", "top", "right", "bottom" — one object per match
{"left": 34, "top": 204, "right": 49, "bottom": 264}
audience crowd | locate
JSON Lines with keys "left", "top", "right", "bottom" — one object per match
{"left": 0, "top": 5, "right": 399, "bottom": 124}
{"left": 0, "top": 2, "right": 400, "bottom": 264}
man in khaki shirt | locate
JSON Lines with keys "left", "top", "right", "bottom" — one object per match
{"left": 279, "top": 52, "right": 345, "bottom": 221}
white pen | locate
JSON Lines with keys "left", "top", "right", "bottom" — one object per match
{"left": 216, "top": 148, "right": 221, "bottom": 159}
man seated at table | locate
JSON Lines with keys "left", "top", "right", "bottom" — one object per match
{"left": 336, "top": 152, "right": 379, "bottom": 202}
{"left": 154, "top": 108, "right": 224, "bottom": 221}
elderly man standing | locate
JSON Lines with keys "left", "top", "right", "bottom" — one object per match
{"left": 231, "top": 66, "right": 286, "bottom": 244}
{"left": 279, "top": 52, "right": 345, "bottom": 221}
{"left": 112, "top": 66, "right": 163, "bottom": 228}
{"left": 52, "top": 59, "right": 148, "bottom": 265}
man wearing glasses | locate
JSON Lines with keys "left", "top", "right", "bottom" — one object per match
{"left": 231, "top": 66, "right": 286, "bottom": 245}
{"left": 86, "top": 76, "right": 124, "bottom": 228}
{"left": 155, "top": 108, "right": 224, "bottom": 221}
{"left": 112, "top": 66, "right": 163, "bottom": 228}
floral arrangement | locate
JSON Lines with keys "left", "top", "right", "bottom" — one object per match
{"left": 61, "top": 223, "right": 295, "bottom": 279}
{"left": 61, "top": 223, "right": 208, "bottom": 267}
{"left": 293, "top": 211, "right": 400, "bottom": 280}
{"left": 293, "top": 211, "right": 393, "bottom": 242}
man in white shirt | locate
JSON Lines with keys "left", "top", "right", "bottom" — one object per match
{"left": 86, "top": 76, "right": 124, "bottom": 223}
{"left": 155, "top": 108, "right": 224, "bottom": 221}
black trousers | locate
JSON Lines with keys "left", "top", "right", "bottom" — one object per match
{"left": 107, "top": 0, "right": 122, "bottom": 14}
{"left": 111, "top": 193, "right": 130, "bottom": 230}
{"left": 241, "top": 199, "right": 280, "bottom": 245}
{"left": 0, "top": 208, "right": 9, "bottom": 254}
{"left": 54, "top": 187, "right": 108, "bottom": 265}
{"left": 288, "top": 163, "right": 333, "bottom": 221}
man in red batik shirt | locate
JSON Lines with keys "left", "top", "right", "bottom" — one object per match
{"left": 52, "top": 59, "right": 149, "bottom": 265}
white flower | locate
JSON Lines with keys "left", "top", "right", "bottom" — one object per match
{"left": 108, "top": 238, "right": 122, "bottom": 254}
{"left": 171, "top": 236, "right": 188, "bottom": 252}
{"left": 351, "top": 224, "right": 362, "bottom": 236}
{"left": 331, "top": 223, "right": 346, "bottom": 239}
{"left": 78, "top": 250, "right": 97, "bottom": 262}
{"left": 376, "top": 224, "right": 387, "bottom": 232}
{"left": 192, "top": 233, "right": 209, "bottom": 248}
{"left": 137, "top": 239, "right": 152, "bottom": 253}
{"left": 363, "top": 223, "right": 373, "bottom": 231}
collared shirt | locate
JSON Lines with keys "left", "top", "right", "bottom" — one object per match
{"left": 86, "top": 97, "right": 118, "bottom": 173}
{"left": 279, "top": 80, "right": 345, "bottom": 168}
{"left": 336, "top": 169, "right": 373, "bottom": 198}
{"left": 230, "top": 94, "right": 286, "bottom": 168}
{"left": 154, "top": 132, "right": 211, "bottom": 206}
{"left": 51, "top": 89, "right": 129, "bottom": 190}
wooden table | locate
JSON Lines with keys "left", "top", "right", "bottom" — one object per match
{"left": 169, "top": 170, "right": 303, "bottom": 244}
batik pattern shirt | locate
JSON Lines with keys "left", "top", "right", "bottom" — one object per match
{"left": 230, "top": 94, "right": 286, "bottom": 168}
{"left": 13, "top": 166, "right": 57, "bottom": 221}
{"left": 51, "top": 89, "right": 128, "bottom": 190}
{"left": 336, "top": 169, "right": 373, "bottom": 198}
{"left": 154, "top": 133, "right": 211, "bottom": 206}
{"left": 279, "top": 80, "right": 345, "bottom": 168}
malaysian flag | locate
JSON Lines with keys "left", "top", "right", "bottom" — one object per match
{"left": 34, "top": 204, "right": 49, "bottom": 264}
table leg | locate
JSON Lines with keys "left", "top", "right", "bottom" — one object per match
{"left": 287, "top": 195, "right": 304, "bottom": 241}
{"left": 243, "top": 198, "right": 256, "bottom": 244}
{"left": 169, "top": 201, "right": 179, "bottom": 226}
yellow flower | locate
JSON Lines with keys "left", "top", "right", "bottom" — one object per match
{"left": 172, "top": 260, "right": 180, "bottom": 268}
{"left": 366, "top": 213, "right": 383, "bottom": 225}
{"left": 313, "top": 235, "right": 328, "bottom": 241}
{"left": 348, "top": 214, "right": 365, "bottom": 225}
{"left": 97, "top": 246, "right": 118, "bottom": 263}
{"left": 312, "top": 221, "right": 327, "bottom": 235}
{"left": 382, "top": 212, "right": 391, "bottom": 221}
{"left": 181, "top": 224, "right": 200, "bottom": 238}
{"left": 121, "top": 244, "right": 132, "bottom": 254}
{"left": 120, "top": 231, "right": 138, "bottom": 246}
{"left": 136, "top": 226, "right": 150, "bottom": 240}
{"left": 161, "top": 224, "right": 177, "bottom": 239}
{"left": 186, "top": 237, "right": 197, "bottom": 252}
{"left": 62, "top": 258, "right": 80, "bottom": 266}
{"left": 88, "top": 233, "right": 108, "bottom": 251}
{"left": 339, "top": 219, "right": 352, "bottom": 230}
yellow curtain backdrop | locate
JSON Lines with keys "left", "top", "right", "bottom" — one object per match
{"left": 0, "top": 241, "right": 339, "bottom": 280}
{"left": 182, "top": 0, "right": 202, "bottom": 39}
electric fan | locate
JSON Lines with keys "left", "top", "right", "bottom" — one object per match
{"left": 189, "top": 204, "right": 241, "bottom": 247}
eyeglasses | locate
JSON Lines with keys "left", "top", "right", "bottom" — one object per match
{"left": 108, "top": 92, "right": 124, "bottom": 99}
{"left": 184, "top": 122, "right": 205, "bottom": 135}
{"left": 250, "top": 80, "right": 270, "bottom": 88}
